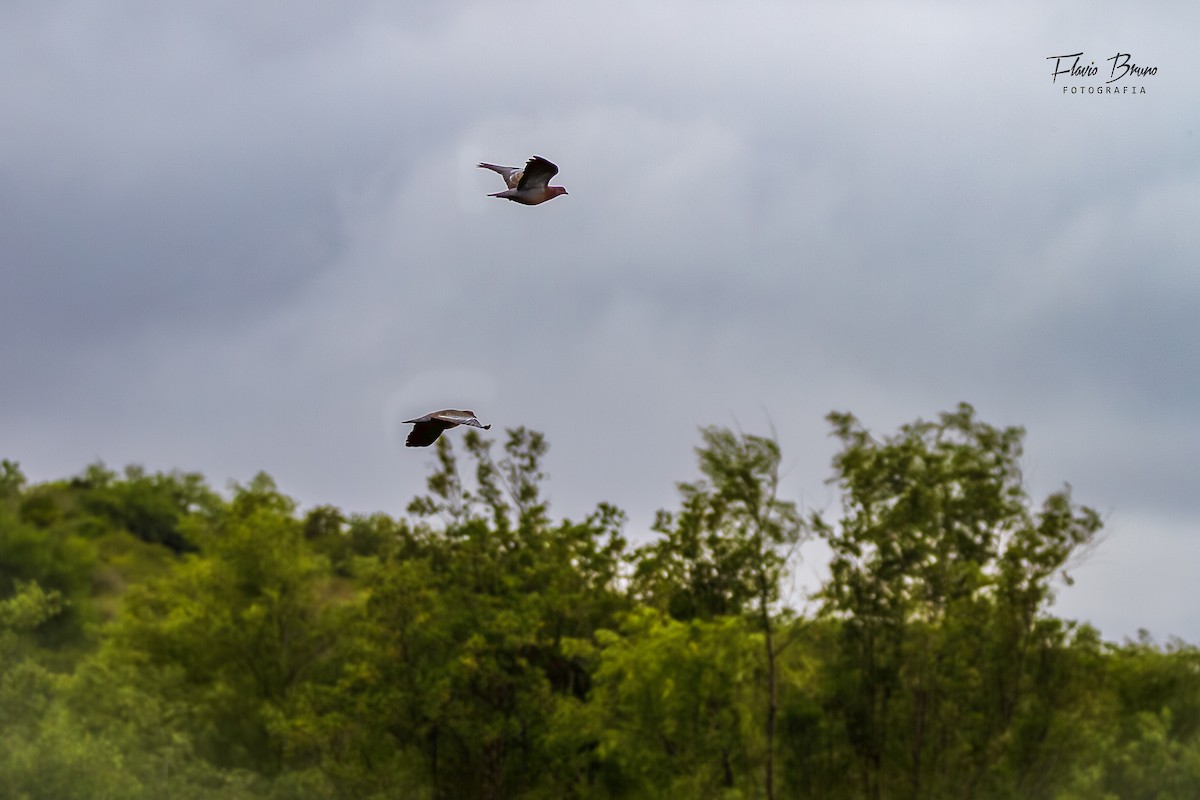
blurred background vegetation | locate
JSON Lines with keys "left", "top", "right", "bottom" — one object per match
{"left": 2, "top": 405, "right": 1197, "bottom": 799}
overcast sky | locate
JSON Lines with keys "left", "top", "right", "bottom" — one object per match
{"left": 3, "top": 1, "right": 1196, "bottom": 642}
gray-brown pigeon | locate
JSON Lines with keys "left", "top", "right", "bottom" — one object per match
{"left": 402, "top": 409, "right": 491, "bottom": 447}
{"left": 478, "top": 156, "right": 568, "bottom": 205}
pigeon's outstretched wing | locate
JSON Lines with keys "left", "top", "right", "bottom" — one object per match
{"left": 428, "top": 410, "right": 490, "bottom": 429}
{"left": 402, "top": 409, "right": 491, "bottom": 447}
{"left": 477, "top": 162, "right": 522, "bottom": 189}
{"left": 516, "top": 156, "right": 559, "bottom": 190}
{"left": 404, "top": 418, "right": 454, "bottom": 447}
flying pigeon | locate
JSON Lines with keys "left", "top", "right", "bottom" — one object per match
{"left": 478, "top": 156, "right": 568, "bottom": 205}
{"left": 402, "top": 409, "right": 491, "bottom": 447}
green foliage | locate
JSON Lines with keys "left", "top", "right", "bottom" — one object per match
{"left": 0, "top": 579, "right": 65, "bottom": 632}
{"left": 406, "top": 426, "right": 551, "bottom": 532}
{"left": 812, "top": 403, "right": 1107, "bottom": 799}
{"left": 633, "top": 425, "right": 806, "bottom": 800}
{"left": 319, "top": 432, "right": 630, "bottom": 799}
{"left": 0, "top": 502, "right": 97, "bottom": 646}
{"left": 107, "top": 477, "right": 351, "bottom": 776}
{"left": 72, "top": 462, "right": 217, "bottom": 553}
{"left": 564, "top": 608, "right": 763, "bottom": 798}
{"left": 0, "top": 406, "right": 1197, "bottom": 798}
{"left": 633, "top": 426, "right": 803, "bottom": 622}
{"left": 0, "top": 459, "right": 25, "bottom": 499}
{"left": 1079, "top": 634, "right": 1200, "bottom": 798}
{"left": 1, "top": 461, "right": 227, "bottom": 648}
{"left": 0, "top": 582, "right": 67, "bottom": 728}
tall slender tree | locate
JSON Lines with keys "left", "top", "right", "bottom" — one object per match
{"left": 635, "top": 426, "right": 805, "bottom": 800}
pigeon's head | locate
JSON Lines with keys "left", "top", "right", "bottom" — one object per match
{"left": 551, "top": 186, "right": 568, "bottom": 198}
